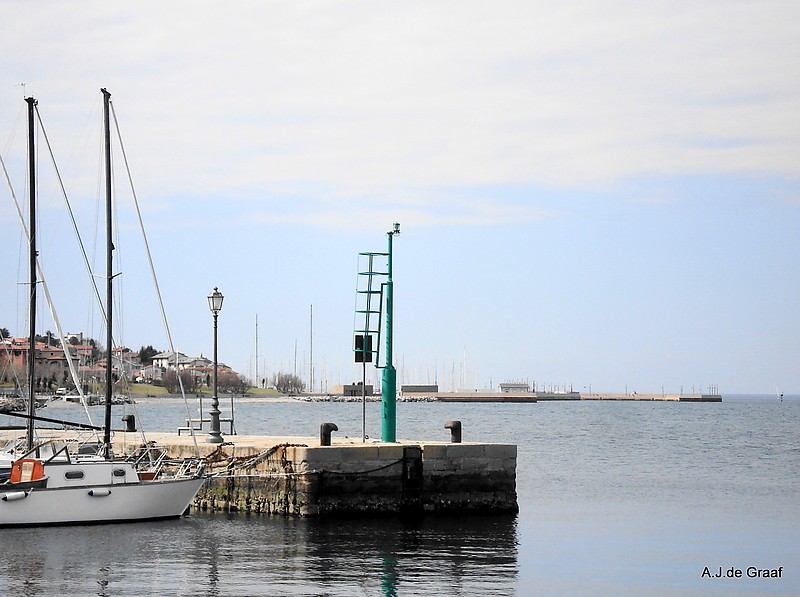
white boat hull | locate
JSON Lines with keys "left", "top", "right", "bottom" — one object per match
{"left": 0, "top": 476, "right": 206, "bottom": 527}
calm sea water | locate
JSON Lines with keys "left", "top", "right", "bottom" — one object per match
{"left": 1, "top": 395, "right": 798, "bottom": 596}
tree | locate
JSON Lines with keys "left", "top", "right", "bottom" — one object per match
{"left": 0, "top": 327, "right": 9, "bottom": 339}
{"left": 218, "top": 372, "right": 249, "bottom": 395}
{"left": 272, "top": 372, "right": 305, "bottom": 394}
{"left": 138, "top": 345, "right": 159, "bottom": 366}
{"left": 88, "top": 338, "right": 100, "bottom": 360}
{"left": 34, "top": 331, "right": 58, "bottom": 346}
{"left": 162, "top": 369, "right": 197, "bottom": 394}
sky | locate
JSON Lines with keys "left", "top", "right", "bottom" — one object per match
{"left": 0, "top": 1, "right": 798, "bottom": 394}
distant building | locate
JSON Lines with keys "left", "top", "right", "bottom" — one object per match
{"left": 135, "top": 365, "right": 165, "bottom": 383}
{"left": 152, "top": 351, "right": 233, "bottom": 378}
{"left": 400, "top": 384, "right": 439, "bottom": 395}
{"left": 0, "top": 338, "right": 78, "bottom": 387}
{"left": 151, "top": 351, "right": 192, "bottom": 371}
{"left": 332, "top": 383, "right": 374, "bottom": 396}
{"left": 499, "top": 382, "right": 530, "bottom": 393}
{"left": 111, "top": 347, "right": 141, "bottom": 377}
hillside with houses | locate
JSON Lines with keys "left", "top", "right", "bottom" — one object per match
{"left": 0, "top": 330, "right": 243, "bottom": 395}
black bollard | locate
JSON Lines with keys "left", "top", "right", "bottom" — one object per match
{"left": 320, "top": 422, "right": 338, "bottom": 446}
{"left": 444, "top": 420, "right": 462, "bottom": 443}
{"left": 122, "top": 414, "right": 136, "bottom": 432}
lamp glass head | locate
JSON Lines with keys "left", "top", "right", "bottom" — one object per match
{"left": 208, "top": 287, "right": 224, "bottom": 313}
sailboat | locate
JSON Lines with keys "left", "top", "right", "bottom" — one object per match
{"left": 0, "top": 90, "right": 205, "bottom": 526}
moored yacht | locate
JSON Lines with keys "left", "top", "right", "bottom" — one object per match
{"left": 0, "top": 90, "right": 206, "bottom": 527}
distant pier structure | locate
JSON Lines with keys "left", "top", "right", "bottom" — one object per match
{"left": 499, "top": 382, "right": 530, "bottom": 393}
{"left": 578, "top": 392, "right": 722, "bottom": 402}
{"left": 390, "top": 389, "right": 721, "bottom": 403}
{"left": 400, "top": 384, "right": 438, "bottom": 395}
{"left": 332, "top": 383, "right": 374, "bottom": 397}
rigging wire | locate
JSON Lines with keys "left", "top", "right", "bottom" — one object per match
{"left": 0, "top": 144, "right": 98, "bottom": 434}
{"left": 0, "top": 105, "right": 27, "bottom": 389}
{"left": 31, "top": 104, "right": 109, "bottom": 429}
{"left": 33, "top": 100, "right": 131, "bottom": 441}
{"left": 1, "top": 101, "right": 24, "bottom": 160}
{"left": 110, "top": 99, "right": 201, "bottom": 458}
{"left": 14, "top": 216, "right": 23, "bottom": 348}
{"left": 34, "top": 106, "right": 106, "bottom": 321}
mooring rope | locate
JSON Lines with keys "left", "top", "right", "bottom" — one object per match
{"left": 202, "top": 440, "right": 405, "bottom": 479}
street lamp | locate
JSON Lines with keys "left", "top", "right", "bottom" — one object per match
{"left": 207, "top": 287, "right": 224, "bottom": 444}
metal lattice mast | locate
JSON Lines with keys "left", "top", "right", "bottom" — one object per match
{"left": 353, "top": 223, "right": 399, "bottom": 442}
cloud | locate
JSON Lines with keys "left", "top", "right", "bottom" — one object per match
{"left": 2, "top": 0, "right": 798, "bottom": 224}
{"left": 249, "top": 190, "right": 558, "bottom": 232}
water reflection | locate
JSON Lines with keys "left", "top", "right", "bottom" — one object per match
{"left": 380, "top": 556, "right": 399, "bottom": 597}
{"left": 0, "top": 513, "right": 517, "bottom": 596}
{"left": 3, "top": 398, "right": 797, "bottom": 595}
{"left": 296, "top": 515, "right": 518, "bottom": 595}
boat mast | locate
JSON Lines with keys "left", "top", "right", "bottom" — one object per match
{"left": 25, "top": 96, "right": 37, "bottom": 451}
{"left": 102, "top": 88, "right": 113, "bottom": 458}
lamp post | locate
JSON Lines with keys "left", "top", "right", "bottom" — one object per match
{"left": 207, "top": 287, "right": 224, "bottom": 444}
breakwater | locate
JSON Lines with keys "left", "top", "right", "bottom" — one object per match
{"left": 580, "top": 393, "right": 722, "bottom": 402}
{"left": 395, "top": 392, "right": 722, "bottom": 402}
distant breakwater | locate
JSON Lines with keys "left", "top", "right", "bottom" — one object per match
{"left": 290, "top": 392, "right": 722, "bottom": 403}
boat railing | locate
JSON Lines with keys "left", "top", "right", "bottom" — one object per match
{"left": 126, "top": 444, "right": 204, "bottom": 479}
{"left": 17, "top": 439, "right": 72, "bottom": 463}
{"left": 130, "top": 444, "right": 167, "bottom": 471}
{"left": 172, "top": 457, "right": 205, "bottom": 479}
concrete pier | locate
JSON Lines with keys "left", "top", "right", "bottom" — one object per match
{"left": 193, "top": 435, "right": 517, "bottom": 517}
{"left": 580, "top": 393, "right": 722, "bottom": 402}
{"left": 0, "top": 429, "right": 518, "bottom": 517}
{"left": 399, "top": 392, "right": 722, "bottom": 402}
{"left": 435, "top": 393, "right": 539, "bottom": 403}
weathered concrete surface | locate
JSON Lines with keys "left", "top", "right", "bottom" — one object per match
{"left": 192, "top": 437, "right": 518, "bottom": 517}
{"left": 0, "top": 430, "right": 518, "bottom": 517}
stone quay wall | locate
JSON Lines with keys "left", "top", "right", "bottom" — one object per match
{"left": 195, "top": 441, "right": 518, "bottom": 517}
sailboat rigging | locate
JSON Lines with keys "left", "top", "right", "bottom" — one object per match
{"left": 1, "top": 96, "right": 101, "bottom": 478}
{"left": 0, "top": 89, "right": 206, "bottom": 527}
